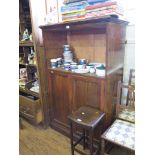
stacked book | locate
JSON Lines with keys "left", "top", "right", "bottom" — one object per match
{"left": 85, "top": 0, "right": 124, "bottom": 19}
{"left": 61, "top": 0, "right": 124, "bottom": 22}
{"left": 61, "top": 0, "right": 89, "bottom": 22}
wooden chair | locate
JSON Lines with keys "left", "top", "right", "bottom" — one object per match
{"left": 116, "top": 81, "right": 135, "bottom": 123}
{"left": 101, "top": 81, "right": 135, "bottom": 155}
{"left": 128, "top": 69, "right": 135, "bottom": 85}
{"left": 126, "top": 69, "right": 135, "bottom": 105}
{"left": 68, "top": 105, "right": 105, "bottom": 155}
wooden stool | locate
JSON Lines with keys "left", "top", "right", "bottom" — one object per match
{"left": 68, "top": 106, "right": 105, "bottom": 155}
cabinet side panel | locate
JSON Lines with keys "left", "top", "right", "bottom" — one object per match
{"left": 105, "top": 68, "right": 123, "bottom": 128}
{"left": 106, "top": 23, "right": 126, "bottom": 74}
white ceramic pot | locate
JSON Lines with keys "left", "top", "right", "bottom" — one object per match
{"left": 89, "top": 67, "right": 95, "bottom": 73}
{"left": 96, "top": 69, "right": 105, "bottom": 76}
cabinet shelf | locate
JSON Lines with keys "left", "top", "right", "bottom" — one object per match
{"left": 19, "top": 41, "right": 33, "bottom": 47}
{"left": 19, "top": 63, "right": 37, "bottom": 67}
{"left": 19, "top": 87, "right": 39, "bottom": 98}
{"left": 49, "top": 68, "right": 105, "bottom": 79}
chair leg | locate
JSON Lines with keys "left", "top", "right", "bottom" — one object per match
{"left": 83, "top": 129, "right": 86, "bottom": 150}
{"left": 70, "top": 122, "right": 74, "bottom": 155}
{"left": 89, "top": 129, "right": 94, "bottom": 155}
{"left": 101, "top": 138, "right": 105, "bottom": 155}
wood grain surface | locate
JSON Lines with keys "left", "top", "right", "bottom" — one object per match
{"left": 20, "top": 119, "right": 134, "bottom": 155}
{"left": 20, "top": 119, "right": 86, "bottom": 155}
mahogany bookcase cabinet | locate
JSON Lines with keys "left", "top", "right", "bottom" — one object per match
{"left": 40, "top": 16, "right": 128, "bottom": 136}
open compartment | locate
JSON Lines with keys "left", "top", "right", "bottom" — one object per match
{"left": 43, "top": 25, "right": 106, "bottom": 70}
{"left": 19, "top": 91, "right": 41, "bottom": 122}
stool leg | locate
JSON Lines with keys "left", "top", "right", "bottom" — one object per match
{"left": 89, "top": 129, "right": 94, "bottom": 155}
{"left": 83, "top": 129, "right": 86, "bottom": 150}
{"left": 70, "top": 122, "right": 74, "bottom": 155}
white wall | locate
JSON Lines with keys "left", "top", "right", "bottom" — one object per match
{"left": 121, "top": 0, "right": 135, "bottom": 83}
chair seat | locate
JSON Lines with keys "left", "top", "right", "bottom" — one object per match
{"left": 102, "top": 119, "right": 135, "bottom": 151}
{"left": 118, "top": 109, "right": 135, "bottom": 123}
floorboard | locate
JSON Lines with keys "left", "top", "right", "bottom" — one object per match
{"left": 19, "top": 119, "right": 134, "bottom": 155}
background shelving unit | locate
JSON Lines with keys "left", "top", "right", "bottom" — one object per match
{"left": 19, "top": 0, "right": 42, "bottom": 124}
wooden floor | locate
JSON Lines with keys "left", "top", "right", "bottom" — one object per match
{"left": 19, "top": 119, "right": 134, "bottom": 155}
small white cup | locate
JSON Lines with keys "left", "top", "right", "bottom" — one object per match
{"left": 78, "top": 65, "right": 85, "bottom": 69}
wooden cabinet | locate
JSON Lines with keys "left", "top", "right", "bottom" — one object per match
{"left": 40, "top": 16, "right": 128, "bottom": 134}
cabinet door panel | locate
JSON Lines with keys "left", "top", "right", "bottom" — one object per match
{"left": 72, "top": 76, "right": 101, "bottom": 111}
{"left": 87, "top": 82, "right": 100, "bottom": 107}
{"left": 52, "top": 73, "right": 70, "bottom": 126}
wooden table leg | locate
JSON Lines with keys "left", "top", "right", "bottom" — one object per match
{"left": 70, "top": 122, "right": 74, "bottom": 155}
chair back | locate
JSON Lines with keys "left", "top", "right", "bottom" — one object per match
{"left": 126, "top": 69, "right": 135, "bottom": 105}
{"left": 116, "top": 81, "right": 135, "bottom": 120}
{"left": 128, "top": 69, "right": 135, "bottom": 85}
